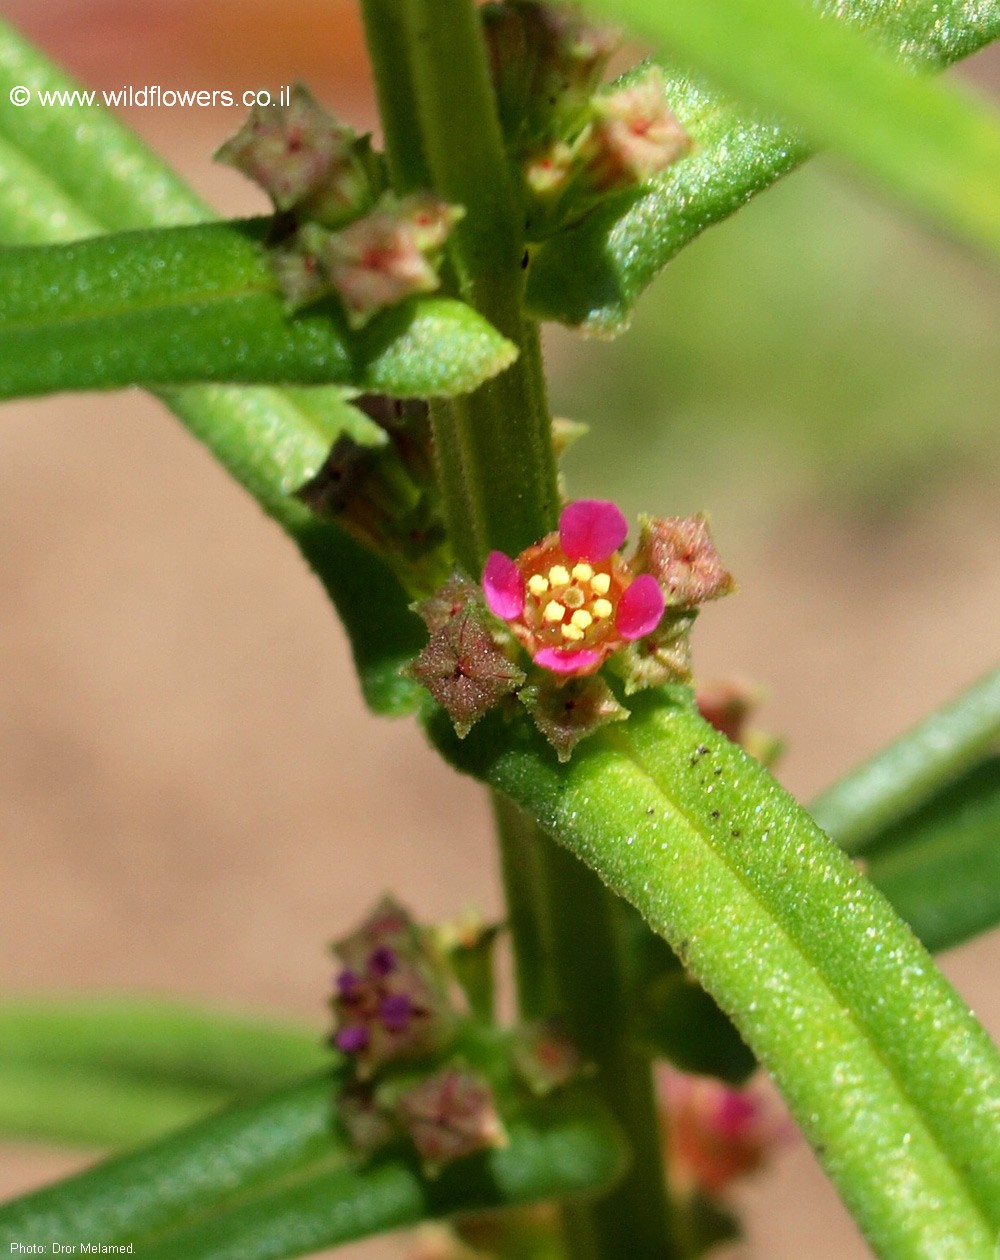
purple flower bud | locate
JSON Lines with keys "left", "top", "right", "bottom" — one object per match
{"left": 368, "top": 946, "right": 398, "bottom": 978}
{"left": 379, "top": 992, "right": 414, "bottom": 1032}
{"left": 336, "top": 968, "right": 361, "bottom": 996}
{"left": 335, "top": 1024, "right": 370, "bottom": 1055}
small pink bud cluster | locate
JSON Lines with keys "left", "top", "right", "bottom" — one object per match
{"left": 330, "top": 897, "right": 507, "bottom": 1174}
{"left": 482, "top": 4, "right": 692, "bottom": 239}
{"left": 330, "top": 896, "right": 454, "bottom": 1078}
{"left": 408, "top": 499, "right": 734, "bottom": 759}
{"left": 214, "top": 84, "right": 378, "bottom": 227}
{"left": 215, "top": 86, "right": 462, "bottom": 326}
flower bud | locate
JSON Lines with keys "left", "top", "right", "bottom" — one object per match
{"left": 583, "top": 67, "right": 692, "bottom": 193}
{"left": 511, "top": 1019, "right": 585, "bottom": 1095}
{"left": 214, "top": 84, "right": 380, "bottom": 227}
{"left": 519, "top": 672, "right": 627, "bottom": 761}
{"left": 633, "top": 513, "right": 735, "bottom": 607}
{"left": 330, "top": 897, "right": 455, "bottom": 1078}
{"left": 396, "top": 1068, "right": 507, "bottom": 1172}
{"left": 406, "top": 602, "right": 526, "bottom": 738}
{"left": 659, "top": 1067, "right": 794, "bottom": 1195}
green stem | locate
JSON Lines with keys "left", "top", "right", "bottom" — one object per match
{"left": 402, "top": 0, "right": 560, "bottom": 560}
{"left": 531, "top": 821, "right": 677, "bottom": 1260}
{"left": 494, "top": 799, "right": 677, "bottom": 1259}
{"left": 361, "top": 3, "right": 678, "bottom": 1256}
{"left": 358, "top": 0, "right": 430, "bottom": 193}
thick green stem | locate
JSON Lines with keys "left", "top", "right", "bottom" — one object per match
{"left": 495, "top": 800, "right": 678, "bottom": 1260}
{"left": 402, "top": 0, "right": 560, "bottom": 560}
{"left": 359, "top": 2, "right": 678, "bottom": 1255}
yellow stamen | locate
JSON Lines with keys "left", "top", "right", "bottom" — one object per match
{"left": 571, "top": 609, "right": 593, "bottom": 630}
{"left": 571, "top": 562, "right": 594, "bottom": 582}
{"left": 561, "top": 622, "right": 585, "bottom": 642}
{"left": 591, "top": 571, "right": 611, "bottom": 595}
{"left": 543, "top": 599, "right": 565, "bottom": 623}
{"left": 527, "top": 573, "right": 549, "bottom": 597}
{"left": 548, "top": 564, "right": 570, "bottom": 586}
{"left": 592, "top": 598, "right": 613, "bottom": 619}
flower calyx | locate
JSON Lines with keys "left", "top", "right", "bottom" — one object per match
{"left": 295, "top": 395, "right": 449, "bottom": 597}
{"left": 215, "top": 90, "right": 462, "bottom": 326}
{"left": 330, "top": 896, "right": 454, "bottom": 1078}
{"left": 274, "top": 192, "right": 463, "bottom": 327}
{"left": 481, "top": 5, "right": 692, "bottom": 240}
{"left": 406, "top": 579, "right": 526, "bottom": 737}
{"left": 214, "top": 83, "right": 381, "bottom": 227}
{"left": 396, "top": 1067, "right": 508, "bottom": 1174}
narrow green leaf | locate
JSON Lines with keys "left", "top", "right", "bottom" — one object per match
{"left": 0, "top": 20, "right": 428, "bottom": 716}
{"left": 0, "top": 1062, "right": 228, "bottom": 1148}
{"left": 811, "top": 665, "right": 1000, "bottom": 855}
{"left": 0, "top": 1076, "right": 340, "bottom": 1245}
{"left": 0, "top": 1075, "right": 626, "bottom": 1260}
{"left": 428, "top": 690, "right": 1000, "bottom": 1257}
{"left": 529, "top": 0, "right": 1000, "bottom": 331}
{"left": 0, "top": 224, "right": 516, "bottom": 400}
{"left": 861, "top": 757, "right": 1000, "bottom": 954}
{"left": 135, "top": 1097, "right": 626, "bottom": 1260}
{"left": 0, "top": 997, "right": 327, "bottom": 1094}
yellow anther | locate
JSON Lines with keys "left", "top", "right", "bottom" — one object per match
{"left": 571, "top": 562, "right": 594, "bottom": 582}
{"left": 548, "top": 564, "right": 571, "bottom": 586}
{"left": 527, "top": 573, "right": 550, "bottom": 597}
{"left": 591, "top": 571, "right": 611, "bottom": 595}
{"left": 592, "top": 598, "right": 613, "bottom": 619}
{"left": 571, "top": 609, "right": 593, "bottom": 630}
{"left": 561, "top": 622, "right": 585, "bottom": 642}
{"left": 543, "top": 599, "right": 566, "bottom": 623}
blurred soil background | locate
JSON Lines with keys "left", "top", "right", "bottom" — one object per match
{"left": 0, "top": 3, "right": 999, "bottom": 1257}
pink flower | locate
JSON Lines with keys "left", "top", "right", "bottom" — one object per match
{"left": 659, "top": 1067, "right": 795, "bottom": 1195}
{"left": 483, "top": 499, "right": 665, "bottom": 677}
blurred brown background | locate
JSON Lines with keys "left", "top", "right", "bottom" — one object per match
{"left": 1, "top": 4, "right": 998, "bottom": 1257}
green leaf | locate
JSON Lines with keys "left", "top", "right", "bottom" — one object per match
{"left": 529, "top": 0, "right": 1000, "bottom": 331}
{"left": 0, "top": 1076, "right": 627, "bottom": 1260}
{"left": 861, "top": 757, "right": 1000, "bottom": 954}
{"left": 428, "top": 689, "right": 1000, "bottom": 1257}
{"left": 0, "top": 223, "right": 516, "bottom": 400}
{"left": 0, "top": 998, "right": 330, "bottom": 1148}
{"left": 0, "top": 1063, "right": 229, "bottom": 1148}
{"left": 0, "top": 997, "right": 327, "bottom": 1094}
{"left": 811, "top": 665, "right": 1000, "bottom": 855}
{"left": 0, "top": 20, "right": 429, "bottom": 716}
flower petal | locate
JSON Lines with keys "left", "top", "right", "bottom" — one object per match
{"left": 617, "top": 574, "right": 665, "bottom": 640}
{"left": 483, "top": 550, "right": 525, "bottom": 620}
{"left": 534, "top": 646, "right": 604, "bottom": 675}
{"left": 559, "top": 499, "right": 628, "bottom": 562}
